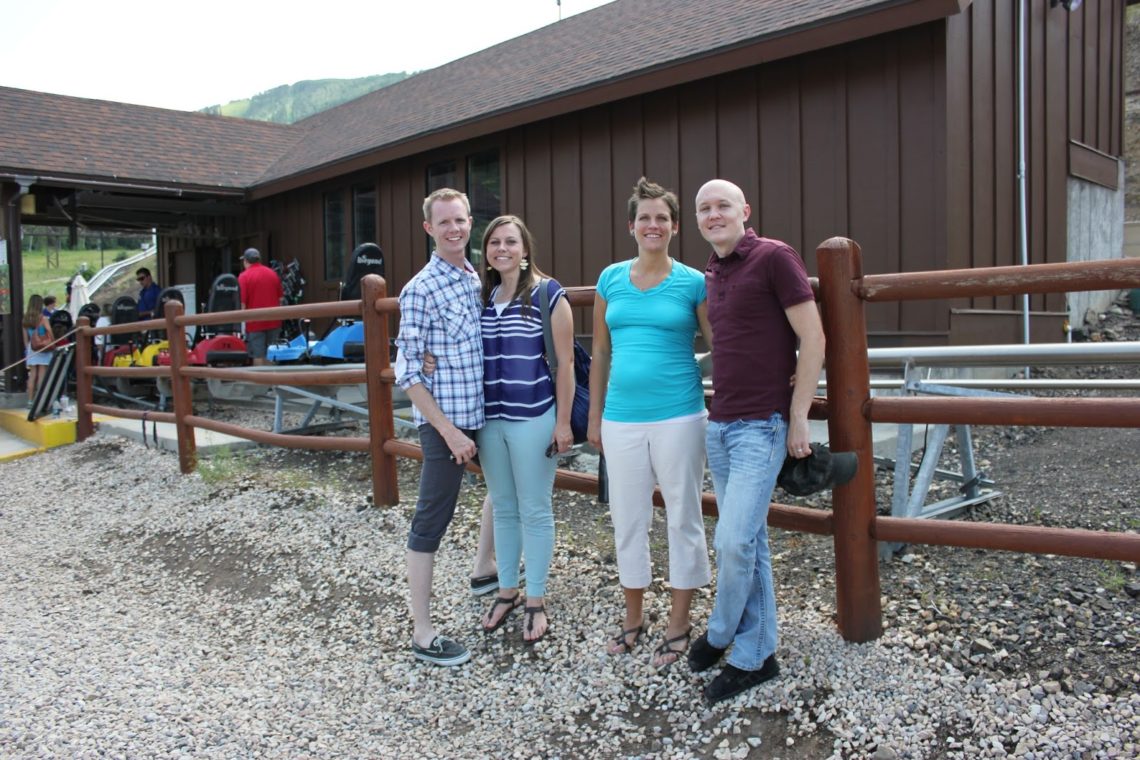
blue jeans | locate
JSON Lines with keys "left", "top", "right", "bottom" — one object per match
{"left": 476, "top": 408, "right": 556, "bottom": 597}
{"left": 705, "top": 414, "right": 787, "bottom": 671}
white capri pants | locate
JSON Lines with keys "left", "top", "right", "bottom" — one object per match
{"left": 601, "top": 412, "right": 712, "bottom": 590}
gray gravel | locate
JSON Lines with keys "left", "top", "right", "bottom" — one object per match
{"left": 1, "top": 430, "right": 1137, "bottom": 758}
{"left": 1, "top": 298, "right": 1138, "bottom": 758}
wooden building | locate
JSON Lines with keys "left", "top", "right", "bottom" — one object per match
{"left": 1, "top": 0, "right": 1131, "bottom": 382}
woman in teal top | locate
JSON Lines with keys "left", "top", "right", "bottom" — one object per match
{"left": 588, "top": 177, "right": 714, "bottom": 670}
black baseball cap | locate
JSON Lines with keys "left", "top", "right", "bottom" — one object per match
{"left": 777, "top": 443, "right": 858, "bottom": 496}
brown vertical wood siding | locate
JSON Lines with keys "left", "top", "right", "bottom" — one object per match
{"left": 166, "top": 2, "right": 1121, "bottom": 346}
{"left": 944, "top": 0, "right": 1124, "bottom": 317}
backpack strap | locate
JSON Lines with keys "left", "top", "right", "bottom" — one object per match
{"left": 538, "top": 278, "right": 558, "bottom": 374}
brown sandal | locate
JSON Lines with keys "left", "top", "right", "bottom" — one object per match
{"left": 482, "top": 594, "right": 523, "bottom": 633}
{"left": 523, "top": 604, "right": 548, "bottom": 646}
{"left": 608, "top": 618, "right": 648, "bottom": 655}
{"left": 652, "top": 625, "right": 693, "bottom": 670}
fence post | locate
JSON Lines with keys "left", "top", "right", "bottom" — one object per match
{"left": 75, "top": 317, "right": 94, "bottom": 441}
{"left": 361, "top": 274, "right": 399, "bottom": 506}
{"left": 165, "top": 299, "right": 196, "bottom": 474}
{"left": 816, "top": 237, "right": 883, "bottom": 643}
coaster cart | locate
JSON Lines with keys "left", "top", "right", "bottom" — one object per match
{"left": 89, "top": 296, "right": 160, "bottom": 406}
{"left": 308, "top": 243, "right": 387, "bottom": 364}
{"left": 266, "top": 258, "right": 313, "bottom": 364}
{"left": 154, "top": 274, "right": 251, "bottom": 404}
{"left": 76, "top": 302, "right": 102, "bottom": 362}
{"left": 255, "top": 244, "right": 395, "bottom": 434}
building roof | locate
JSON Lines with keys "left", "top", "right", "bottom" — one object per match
{"left": 0, "top": 0, "right": 968, "bottom": 199}
{"left": 256, "top": 0, "right": 967, "bottom": 192}
{"left": 0, "top": 86, "right": 299, "bottom": 193}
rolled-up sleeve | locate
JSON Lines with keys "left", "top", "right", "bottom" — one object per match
{"left": 395, "top": 287, "right": 428, "bottom": 390}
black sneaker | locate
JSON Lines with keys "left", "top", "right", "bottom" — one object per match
{"left": 687, "top": 631, "right": 727, "bottom": 673}
{"left": 704, "top": 656, "right": 780, "bottom": 703}
{"left": 469, "top": 573, "right": 499, "bottom": 596}
{"left": 470, "top": 567, "right": 526, "bottom": 597}
{"left": 411, "top": 635, "right": 471, "bottom": 666}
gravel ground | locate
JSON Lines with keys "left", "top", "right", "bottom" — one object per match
{"left": 1, "top": 300, "right": 1138, "bottom": 759}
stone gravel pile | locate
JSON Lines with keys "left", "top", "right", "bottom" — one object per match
{"left": 1, "top": 296, "right": 1137, "bottom": 758}
{"left": 1, "top": 428, "right": 1137, "bottom": 758}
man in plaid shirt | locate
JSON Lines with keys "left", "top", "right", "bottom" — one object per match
{"left": 394, "top": 188, "right": 485, "bottom": 667}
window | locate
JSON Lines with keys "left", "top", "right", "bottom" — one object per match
{"left": 353, "top": 184, "right": 377, "bottom": 247}
{"left": 423, "top": 152, "right": 501, "bottom": 263}
{"left": 426, "top": 160, "right": 457, "bottom": 195}
{"left": 325, "top": 185, "right": 378, "bottom": 282}
{"left": 466, "top": 150, "right": 501, "bottom": 268}
{"left": 323, "top": 191, "right": 347, "bottom": 281}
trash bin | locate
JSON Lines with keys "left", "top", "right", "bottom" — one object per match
{"left": 1130, "top": 288, "right": 1140, "bottom": 314}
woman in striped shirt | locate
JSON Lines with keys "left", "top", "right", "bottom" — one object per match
{"left": 476, "top": 215, "right": 575, "bottom": 643}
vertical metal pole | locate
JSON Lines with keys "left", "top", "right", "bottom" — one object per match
{"left": 361, "top": 274, "right": 399, "bottom": 506}
{"left": 1017, "top": 0, "right": 1031, "bottom": 371}
{"left": 75, "top": 316, "right": 94, "bottom": 441}
{"left": 816, "top": 237, "right": 883, "bottom": 643}
{"left": 165, "top": 299, "right": 196, "bottom": 473}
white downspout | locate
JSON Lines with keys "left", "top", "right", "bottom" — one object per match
{"left": 1017, "top": 0, "right": 1032, "bottom": 374}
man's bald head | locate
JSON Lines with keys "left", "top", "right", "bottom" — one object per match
{"left": 695, "top": 179, "right": 746, "bottom": 206}
{"left": 695, "top": 179, "right": 751, "bottom": 256}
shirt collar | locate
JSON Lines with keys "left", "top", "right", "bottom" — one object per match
{"left": 429, "top": 251, "right": 476, "bottom": 278}
{"left": 707, "top": 228, "right": 760, "bottom": 269}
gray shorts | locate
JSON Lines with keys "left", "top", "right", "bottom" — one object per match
{"left": 245, "top": 328, "right": 280, "bottom": 359}
{"left": 407, "top": 424, "right": 475, "bottom": 553}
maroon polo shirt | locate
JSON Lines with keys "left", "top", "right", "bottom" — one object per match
{"left": 705, "top": 229, "right": 814, "bottom": 422}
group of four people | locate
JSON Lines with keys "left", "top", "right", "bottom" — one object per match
{"left": 394, "top": 176, "right": 824, "bottom": 704}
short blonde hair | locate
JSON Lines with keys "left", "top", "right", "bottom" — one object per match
{"left": 422, "top": 188, "right": 471, "bottom": 222}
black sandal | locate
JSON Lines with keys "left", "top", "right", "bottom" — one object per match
{"left": 608, "top": 618, "right": 647, "bottom": 655}
{"left": 482, "top": 594, "right": 523, "bottom": 633}
{"left": 523, "top": 604, "right": 548, "bottom": 646}
{"left": 652, "top": 625, "right": 693, "bottom": 670}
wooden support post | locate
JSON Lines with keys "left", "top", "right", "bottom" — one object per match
{"left": 75, "top": 316, "right": 94, "bottom": 441}
{"left": 816, "top": 237, "right": 883, "bottom": 643}
{"left": 361, "top": 274, "right": 399, "bottom": 506}
{"left": 165, "top": 300, "right": 197, "bottom": 474}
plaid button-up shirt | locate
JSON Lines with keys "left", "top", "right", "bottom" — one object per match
{"left": 394, "top": 253, "right": 485, "bottom": 430}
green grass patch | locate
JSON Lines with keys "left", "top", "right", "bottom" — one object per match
{"left": 197, "top": 446, "right": 248, "bottom": 485}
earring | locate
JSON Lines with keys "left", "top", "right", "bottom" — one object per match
{"left": 486, "top": 264, "right": 493, "bottom": 271}
{"left": 519, "top": 259, "right": 529, "bottom": 271}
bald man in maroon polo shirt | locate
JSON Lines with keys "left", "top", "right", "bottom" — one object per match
{"left": 686, "top": 179, "right": 825, "bottom": 704}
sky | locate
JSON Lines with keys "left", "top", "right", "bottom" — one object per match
{"left": 4, "top": 0, "right": 614, "bottom": 112}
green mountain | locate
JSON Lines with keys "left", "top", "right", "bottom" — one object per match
{"left": 201, "top": 73, "right": 410, "bottom": 124}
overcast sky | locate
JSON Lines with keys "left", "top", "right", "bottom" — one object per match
{"left": 4, "top": 0, "right": 614, "bottom": 112}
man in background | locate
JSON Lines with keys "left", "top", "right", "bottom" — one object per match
{"left": 135, "top": 268, "right": 161, "bottom": 320}
{"left": 237, "top": 248, "right": 284, "bottom": 366}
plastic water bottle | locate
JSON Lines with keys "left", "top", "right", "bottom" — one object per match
{"left": 60, "top": 394, "right": 70, "bottom": 414}
{"left": 52, "top": 400, "right": 61, "bottom": 418}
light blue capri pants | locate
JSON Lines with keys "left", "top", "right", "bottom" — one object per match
{"left": 476, "top": 406, "right": 557, "bottom": 597}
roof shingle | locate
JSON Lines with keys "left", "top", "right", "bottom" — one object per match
{"left": 0, "top": 86, "right": 299, "bottom": 191}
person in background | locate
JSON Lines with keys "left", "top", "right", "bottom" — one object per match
{"left": 22, "top": 294, "right": 53, "bottom": 405}
{"left": 475, "top": 214, "right": 574, "bottom": 644}
{"left": 92, "top": 303, "right": 113, "bottom": 364}
{"left": 42, "top": 295, "right": 57, "bottom": 317}
{"left": 588, "top": 177, "right": 714, "bottom": 669}
{"left": 393, "top": 188, "right": 484, "bottom": 667}
{"left": 237, "top": 248, "right": 285, "bottom": 366}
{"left": 687, "top": 178, "right": 825, "bottom": 703}
{"left": 135, "top": 268, "right": 161, "bottom": 320}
